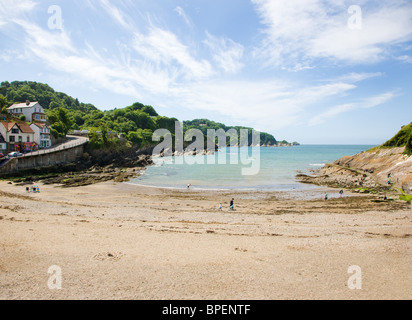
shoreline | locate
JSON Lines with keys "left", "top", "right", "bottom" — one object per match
{"left": 1, "top": 180, "right": 411, "bottom": 299}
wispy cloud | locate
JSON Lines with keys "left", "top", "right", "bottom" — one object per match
{"left": 169, "top": 80, "right": 358, "bottom": 131}
{"left": 252, "top": 0, "right": 412, "bottom": 68}
{"left": 99, "top": 0, "right": 131, "bottom": 29}
{"left": 397, "top": 55, "right": 412, "bottom": 64}
{"left": 84, "top": 0, "right": 136, "bottom": 31}
{"left": 0, "top": 0, "right": 408, "bottom": 142}
{"left": 203, "top": 32, "right": 244, "bottom": 73}
{"left": 174, "top": 6, "right": 191, "bottom": 27}
{"left": 308, "top": 92, "right": 396, "bottom": 126}
{"left": 132, "top": 26, "right": 213, "bottom": 81}
{"left": 332, "top": 72, "right": 383, "bottom": 83}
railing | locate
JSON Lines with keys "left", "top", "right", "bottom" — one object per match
{"left": 0, "top": 136, "right": 89, "bottom": 171}
{"left": 18, "top": 136, "right": 89, "bottom": 159}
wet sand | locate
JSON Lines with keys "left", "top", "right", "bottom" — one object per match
{"left": 0, "top": 180, "right": 411, "bottom": 300}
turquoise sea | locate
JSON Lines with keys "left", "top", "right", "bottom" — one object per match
{"left": 130, "top": 145, "right": 374, "bottom": 191}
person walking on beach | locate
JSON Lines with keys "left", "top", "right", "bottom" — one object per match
{"left": 324, "top": 193, "right": 328, "bottom": 201}
{"left": 339, "top": 190, "right": 344, "bottom": 197}
{"left": 229, "top": 198, "right": 234, "bottom": 210}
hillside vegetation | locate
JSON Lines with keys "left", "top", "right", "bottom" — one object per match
{"left": 382, "top": 122, "right": 412, "bottom": 155}
{"left": 0, "top": 81, "right": 279, "bottom": 149}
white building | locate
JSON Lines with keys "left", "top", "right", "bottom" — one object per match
{"left": 30, "top": 122, "right": 52, "bottom": 149}
{"left": 8, "top": 101, "right": 47, "bottom": 123}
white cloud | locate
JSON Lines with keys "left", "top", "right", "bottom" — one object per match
{"left": 174, "top": 6, "right": 191, "bottom": 27}
{"left": 168, "top": 80, "right": 358, "bottom": 132}
{"left": 0, "top": 0, "right": 404, "bottom": 140}
{"left": 308, "top": 92, "right": 396, "bottom": 126}
{"left": 397, "top": 55, "right": 412, "bottom": 64}
{"left": 203, "top": 32, "right": 245, "bottom": 73}
{"left": 83, "top": 0, "right": 136, "bottom": 31}
{"left": 132, "top": 27, "right": 213, "bottom": 81}
{"left": 0, "top": 0, "right": 37, "bottom": 19}
{"left": 100, "top": 0, "right": 130, "bottom": 29}
{"left": 252, "top": 0, "right": 412, "bottom": 68}
{"left": 332, "top": 72, "right": 383, "bottom": 83}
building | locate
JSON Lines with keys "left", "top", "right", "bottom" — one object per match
{"left": 8, "top": 101, "right": 47, "bottom": 123}
{"left": 30, "top": 122, "right": 52, "bottom": 149}
{"left": 0, "top": 132, "right": 6, "bottom": 153}
{"left": 0, "top": 121, "right": 36, "bottom": 152}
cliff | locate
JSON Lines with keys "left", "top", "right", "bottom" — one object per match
{"left": 297, "top": 123, "right": 412, "bottom": 193}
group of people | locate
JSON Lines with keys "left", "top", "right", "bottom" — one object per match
{"left": 218, "top": 198, "right": 235, "bottom": 211}
{"left": 26, "top": 186, "right": 40, "bottom": 193}
{"left": 186, "top": 183, "right": 235, "bottom": 211}
{"left": 324, "top": 190, "right": 344, "bottom": 201}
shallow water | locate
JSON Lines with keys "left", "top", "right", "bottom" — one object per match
{"left": 131, "top": 145, "right": 374, "bottom": 191}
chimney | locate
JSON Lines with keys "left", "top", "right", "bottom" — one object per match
{"left": 26, "top": 100, "right": 30, "bottom": 106}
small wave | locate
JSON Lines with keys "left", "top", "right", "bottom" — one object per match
{"left": 309, "top": 163, "right": 325, "bottom": 167}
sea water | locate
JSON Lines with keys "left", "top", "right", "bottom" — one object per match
{"left": 130, "top": 145, "right": 374, "bottom": 191}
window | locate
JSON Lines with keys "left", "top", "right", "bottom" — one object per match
{"left": 18, "top": 136, "right": 22, "bottom": 142}
{"left": 27, "top": 136, "right": 30, "bottom": 142}
{"left": 11, "top": 129, "right": 19, "bottom": 134}
{"left": 36, "top": 115, "right": 41, "bottom": 120}
{"left": 9, "top": 136, "right": 15, "bottom": 142}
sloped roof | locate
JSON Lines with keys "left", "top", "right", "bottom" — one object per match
{"left": 17, "top": 122, "right": 35, "bottom": 134}
{"left": 31, "top": 122, "right": 50, "bottom": 129}
{"left": 0, "top": 121, "right": 35, "bottom": 134}
{"left": 8, "top": 102, "right": 41, "bottom": 110}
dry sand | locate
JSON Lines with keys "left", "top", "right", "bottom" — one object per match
{"left": 0, "top": 180, "right": 411, "bottom": 300}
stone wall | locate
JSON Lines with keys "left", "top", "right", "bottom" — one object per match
{"left": 0, "top": 145, "right": 85, "bottom": 175}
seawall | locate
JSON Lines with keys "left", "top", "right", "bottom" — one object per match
{"left": 0, "top": 144, "right": 85, "bottom": 176}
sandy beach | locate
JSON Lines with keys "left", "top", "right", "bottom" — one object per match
{"left": 0, "top": 180, "right": 411, "bottom": 300}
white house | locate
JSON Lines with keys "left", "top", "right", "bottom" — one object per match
{"left": 0, "top": 121, "right": 36, "bottom": 152}
{"left": 30, "top": 122, "right": 52, "bottom": 149}
{"left": 8, "top": 101, "right": 47, "bottom": 123}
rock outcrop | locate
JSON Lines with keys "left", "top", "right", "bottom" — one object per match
{"left": 297, "top": 146, "right": 412, "bottom": 193}
{"left": 8, "top": 150, "right": 154, "bottom": 188}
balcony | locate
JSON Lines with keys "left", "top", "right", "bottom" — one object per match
{"left": 32, "top": 113, "right": 47, "bottom": 122}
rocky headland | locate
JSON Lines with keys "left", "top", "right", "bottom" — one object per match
{"left": 297, "top": 146, "right": 411, "bottom": 192}
{"left": 297, "top": 123, "right": 412, "bottom": 197}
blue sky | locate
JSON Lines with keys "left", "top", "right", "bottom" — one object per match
{"left": 0, "top": 0, "right": 411, "bottom": 144}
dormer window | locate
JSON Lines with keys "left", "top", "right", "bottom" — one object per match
{"left": 11, "top": 128, "right": 19, "bottom": 134}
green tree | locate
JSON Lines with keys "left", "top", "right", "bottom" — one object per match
{"left": 127, "top": 131, "right": 143, "bottom": 146}
{"left": 141, "top": 105, "right": 158, "bottom": 117}
{"left": 0, "top": 94, "right": 8, "bottom": 109}
{"left": 48, "top": 107, "right": 74, "bottom": 138}
{"left": 1, "top": 106, "right": 9, "bottom": 120}
{"left": 99, "top": 123, "right": 109, "bottom": 146}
